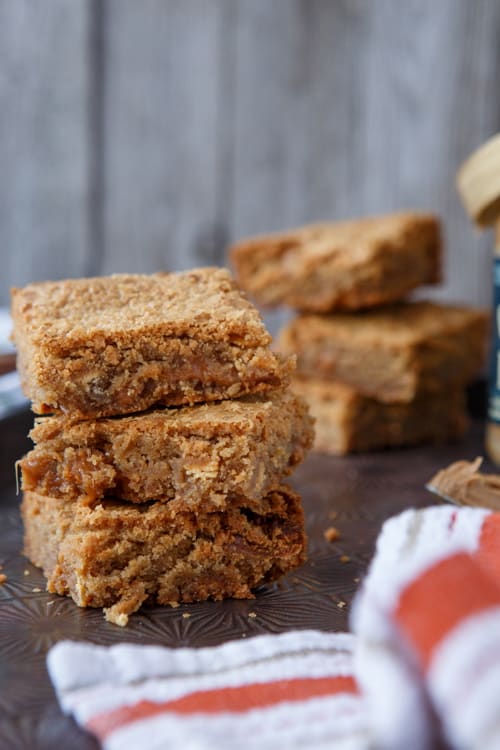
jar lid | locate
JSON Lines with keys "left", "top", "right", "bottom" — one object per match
{"left": 457, "top": 133, "right": 500, "bottom": 227}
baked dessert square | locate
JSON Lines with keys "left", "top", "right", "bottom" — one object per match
{"left": 20, "top": 390, "right": 314, "bottom": 508}
{"left": 280, "top": 302, "right": 488, "bottom": 403}
{"left": 22, "top": 485, "right": 307, "bottom": 626}
{"left": 230, "top": 212, "right": 441, "bottom": 312}
{"left": 291, "top": 377, "right": 468, "bottom": 455}
{"left": 11, "top": 268, "right": 293, "bottom": 418}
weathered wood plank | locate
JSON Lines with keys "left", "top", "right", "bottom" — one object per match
{"left": 358, "top": 0, "right": 500, "bottom": 305}
{"left": 1, "top": 0, "right": 499, "bottom": 309}
{"left": 101, "top": 0, "right": 224, "bottom": 275}
{"left": 0, "top": 0, "right": 92, "bottom": 306}
{"left": 230, "top": 0, "right": 371, "bottom": 240}
{"left": 229, "top": 0, "right": 500, "bottom": 306}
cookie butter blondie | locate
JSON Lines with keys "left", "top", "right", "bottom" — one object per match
{"left": 280, "top": 302, "right": 488, "bottom": 403}
{"left": 22, "top": 485, "right": 306, "bottom": 626}
{"left": 11, "top": 268, "right": 293, "bottom": 418}
{"left": 21, "top": 390, "right": 314, "bottom": 508}
{"left": 230, "top": 213, "right": 441, "bottom": 312}
{"left": 292, "top": 377, "right": 467, "bottom": 455}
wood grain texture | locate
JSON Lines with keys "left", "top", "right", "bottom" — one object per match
{"left": 356, "top": 0, "right": 500, "bottom": 305}
{"left": 0, "top": 0, "right": 92, "bottom": 304}
{"left": 230, "top": 0, "right": 370, "bottom": 236}
{"left": 229, "top": 0, "right": 500, "bottom": 307}
{"left": 100, "top": 0, "right": 223, "bottom": 275}
{"left": 0, "top": 0, "right": 500, "bottom": 308}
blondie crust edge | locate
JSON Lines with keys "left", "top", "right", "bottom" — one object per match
{"left": 292, "top": 377, "right": 468, "bottom": 454}
{"left": 11, "top": 268, "right": 294, "bottom": 417}
{"left": 280, "top": 302, "right": 489, "bottom": 403}
{"left": 22, "top": 486, "right": 307, "bottom": 626}
{"left": 21, "top": 391, "right": 315, "bottom": 507}
{"left": 230, "top": 212, "right": 441, "bottom": 312}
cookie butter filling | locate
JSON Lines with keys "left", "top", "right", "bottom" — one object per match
{"left": 22, "top": 487, "right": 307, "bottom": 626}
{"left": 21, "top": 449, "right": 111, "bottom": 503}
{"left": 12, "top": 268, "right": 311, "bottom": 625}
{"left": 20, "top": 391, "right": 314, "bottom": 507}
{"left": 11, "top": 269, "right": 295, "bottom": 418}
{"left": 33, "top": 342, "right": 293, "bottom": 417}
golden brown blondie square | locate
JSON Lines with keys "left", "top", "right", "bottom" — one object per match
{"left": 292, "top": 377, "right": 467, "bottom": 455}
{"left": 230, "top": 212, "right": 441, "bottom": 312}
{"left": 22, "top": 485, "right": 306, "bottom": 626}
{"left": 20, "top": 390, "right": 314, "bottom": 508}
{"left": 280, "top": 302, "right": 488, "bottom": 403}
{"left": 11, "top": 268, "right": 293, "bottom": 418}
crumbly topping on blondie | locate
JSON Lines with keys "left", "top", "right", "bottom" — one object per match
{"left": 11, "top": 267, "right": 269, "bottom": 346}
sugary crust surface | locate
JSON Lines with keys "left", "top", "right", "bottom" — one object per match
{"left": 11, "top": 268, "right": 294, "bottom": 417}
{"left": 21, "top": 390, "right": 314, "bottom": 507}
{"left": 22, "top": 486, "right": 307, "bottom": 626}
{"left": 280, "top": 302, "right": 489, "bottom": 403}
{"left": 11, "top": 268, "right": 268, "bottom": 345}
{"left": 291, "top": 376, "right": 468, "bottom": 454}
{"left": 230, "top": 212, "right": 441, "bottom": 312}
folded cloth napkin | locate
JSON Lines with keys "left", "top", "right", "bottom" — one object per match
{"left": 47, "top": 506, "right": 500, "bottom": 750}
{"left": 47, "top": 631, "right": 369, "bottom": 750}
{"left": 352, "top": 505, "right": 500, "bottom": 750}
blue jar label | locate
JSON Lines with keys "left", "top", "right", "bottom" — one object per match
{"left": 489, "top": 258, "right": 500, "bottom": 423}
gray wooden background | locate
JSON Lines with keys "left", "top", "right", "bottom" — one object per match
{"left": 1, "top": 0, "right": 500, "bottom": 309}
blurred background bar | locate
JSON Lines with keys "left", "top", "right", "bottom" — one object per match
{"left": 1, "top": 0, "right": 500, "bottom": 306}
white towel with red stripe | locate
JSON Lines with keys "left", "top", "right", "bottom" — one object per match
{"left": 352, "top": 505, "right": 500, "bottom": 750}
{"left": 47, "top": 631, "right": 368, "bottom": 750}
{"left": 47, "top": 506, "right": 500, "bottom": 750}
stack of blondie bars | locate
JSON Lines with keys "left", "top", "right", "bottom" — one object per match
{"left": 231, "top": 213, "right": 489, "bottom": 454}
{"left": 12, "top": 268, "right": 314, "bottom": 625}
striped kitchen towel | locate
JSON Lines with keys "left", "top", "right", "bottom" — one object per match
{"left": 352, "top": 505, "right": 500, "bottom": 750}
{"left": 47, "top": 631, "right": 369, "bottom": 750}
{"left": 47, "top": 506, "right": 500, "bottom": 750}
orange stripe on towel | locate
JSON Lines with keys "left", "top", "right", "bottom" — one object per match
{"left": 477, "top": 513, "right": 500, "bottom": 582}
{"left": 395, "top": 552, "right": 500, "bottom": 670}
{"left": 88, "top": 675, "right": 359, "bottom": 739}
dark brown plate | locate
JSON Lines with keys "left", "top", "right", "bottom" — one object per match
{"left": 0, "top": 409, "right": 487, "bottom": 749}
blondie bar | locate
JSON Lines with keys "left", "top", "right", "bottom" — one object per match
{"left": 20, "top": 390, "right": 314, "bottom": 508}
{"left": 292, "top": 377, "right": 467, "bottom": 455}
{"left": 22, "top": 486, "right": 306, "bottom": 626}
{"left": 280, "top": 302, "right": 488, "bottom": 403}
{"left": 230, "top": 213, "right": 441, "bottom": 312}
{"left": 11, "top": 268, "right": 293, "bottom": 418}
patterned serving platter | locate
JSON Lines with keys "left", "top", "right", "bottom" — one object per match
{"left": 0, "top": 408, "right": 485, "bottom": 749}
